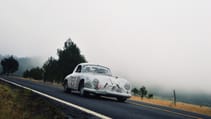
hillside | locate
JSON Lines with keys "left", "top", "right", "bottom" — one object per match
{"left": 0, "top": 55, "right": 43, "bottom": 76}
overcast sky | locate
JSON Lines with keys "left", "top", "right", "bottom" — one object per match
{"left": 0, "top": 0, "right": 211, "bottom": 93}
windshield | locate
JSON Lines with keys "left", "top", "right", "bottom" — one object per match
{"left": 82, "top": 65, "right": 112, "bottom": 76}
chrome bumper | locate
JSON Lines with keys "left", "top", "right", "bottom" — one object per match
{"left": 83, "top": 88, "right": 131, "bottom": 98}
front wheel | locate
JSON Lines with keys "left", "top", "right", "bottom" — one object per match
{"left": 79, "top": 82, "right": 88, "bottom": 97}
{"left": 117, "top": 97, "right": 127, "bottom": 102}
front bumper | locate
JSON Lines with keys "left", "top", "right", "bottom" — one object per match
{"left": 83, "top": 88, "right": 131, "bottom": 98}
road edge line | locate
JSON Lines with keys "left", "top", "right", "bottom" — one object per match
{"left": 0, "top": 77, "right": 111, "bottom": 119}
{"left": 129, "top": 102, "right": 202, "bottom": 119}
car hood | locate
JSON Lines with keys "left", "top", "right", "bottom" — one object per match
{"left": 85, "top": 73, "right": 129, "bottom": 88}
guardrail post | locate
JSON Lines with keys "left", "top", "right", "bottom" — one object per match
{"left": 173, "top": 90, "right": 176, "bottom": 106}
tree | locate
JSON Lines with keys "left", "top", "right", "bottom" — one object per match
{"left": 139, "top": 86, "right": 148, "bottom": 99}
{"left": 42, "top": 38, "right": 87, "bottom": 83}
{"left": 1, "top": 56, "right": 19, "bottom": 75}
{"left": 23, "top": 69, "right": 30, "bottom": 78}
{"left": 147, "top": 94, "right": 154, "bottom": 99}
{"left": 23, "top": 67, "right": 43, "bottom": 80}
{"left": 43, "top": 57, "right": 58, "bottom": 83}
{"left": 57, "top": 38, "right": 86, "bottom": 78}
{"left": 131, "top": 88, "right": 139, "bottom": 95}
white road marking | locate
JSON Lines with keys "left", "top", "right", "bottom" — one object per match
{"left": 0, "top": 77, "right": 111, "bottom": 119}
{"left": 129, "top": 102, "right": 202, "bottom": 119}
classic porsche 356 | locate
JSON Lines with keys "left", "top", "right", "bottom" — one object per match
{"left": 63, "top": 63, "right": 131, "bottom": 102}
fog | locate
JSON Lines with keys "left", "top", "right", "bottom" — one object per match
{"left": 0, "top": 0, "right": 211, "bottom": 94}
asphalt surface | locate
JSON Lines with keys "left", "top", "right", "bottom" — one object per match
{"left": 1, "top": 76, "right": 211, "bottom": 119}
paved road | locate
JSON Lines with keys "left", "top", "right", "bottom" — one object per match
{"left": 1, "top": 76, "right": 211, "bottom": 119}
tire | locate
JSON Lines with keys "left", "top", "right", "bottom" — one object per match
{"left": 117, "top": 97, "right": 127, "bottom": 102}
{"left": 79, "top": 82, "right": 88, "bottom": 97}
{"left": 64, "top": 80, "right": 71, "bottom": 93}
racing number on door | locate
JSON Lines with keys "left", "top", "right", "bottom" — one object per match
{"left": 71, "top": 76, "right": 80, "bottom": 89}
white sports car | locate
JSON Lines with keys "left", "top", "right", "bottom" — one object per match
{"left": 63, "top": 63, "right": 131, "bottom": 102}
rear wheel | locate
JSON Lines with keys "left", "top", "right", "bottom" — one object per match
{"left": 117, "top": 97, "right": 127, "bottom": 102}
{"left": 64, "top": 80, "right": 71, "bottom": 93}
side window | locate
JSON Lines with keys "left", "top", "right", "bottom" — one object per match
{"left": 76, "top": 65, "right": 82, "bottom": 73}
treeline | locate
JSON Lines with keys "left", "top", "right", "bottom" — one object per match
{"left": 0, "top": 55, "right": 43, "bottom": 76}
{"left": 0, "top": 56, "right": 19, "bottom": 75}
{"left": 23, "top": 67, "right": 43, "bottom": 80}
{"left": 23, "top": 38, "right": 87, "bottom": 83}
{"left": 132, "top": 86, "right": 154, "bottom": 99}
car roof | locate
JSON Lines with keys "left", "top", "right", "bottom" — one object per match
{"left": 79, "top": 63, "right": 110, "bottom": 69}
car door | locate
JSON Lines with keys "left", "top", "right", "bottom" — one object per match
{"left": 71, "top": 65, "right": 82, "bottom": 90}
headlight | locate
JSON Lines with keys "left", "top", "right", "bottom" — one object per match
{"left": 84, "top": 81, "right": 92, "bottom": 88}
{"left": 124, "top": 83, "right": 130, "bottom": 90}
{"left": 92, "top": 79, "right": 99, "bottom": 89}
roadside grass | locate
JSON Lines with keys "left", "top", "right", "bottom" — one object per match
{"left": 129, "top": 96, "right": 211, "bottom": 116}
{"left": 17, "top": 76, "right": 63, "bottom": 88}
{"left": 0, "top": 83, "right": 65, "bottom": 119}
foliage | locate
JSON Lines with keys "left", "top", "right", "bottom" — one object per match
{"left": 23, "top": 67, "right": 44, "bottom": 80}
{"left": 42, "top": 38, "right": 87, "bottom": 83}
{"left": 56, "top": 38, "right": 86, "bottom": 81}
{"left": 147, "top": 93, "right": 154, "bottom": 99}
{"left": 43, "top": 57, "right": 59, "bottom": 82}
{"left": 0, "top": 83, "right": 65, "bottom": 119}
{"left": 132, "top": 86, "right": 153, "bottom": 99}
{"left": 131, "top": 88, "right": 139, "bottom": 95}
{"left": 14, "top": 57, "right": 43, "bottom": 76}
{"left": 139, "top": 86, "right": 148, "bottom": 99}
{"left": 0, "top": 55, "right": 43, "bottom": 76}
{"left": 0, "top": 56, "right": 19, "bottom": 75}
